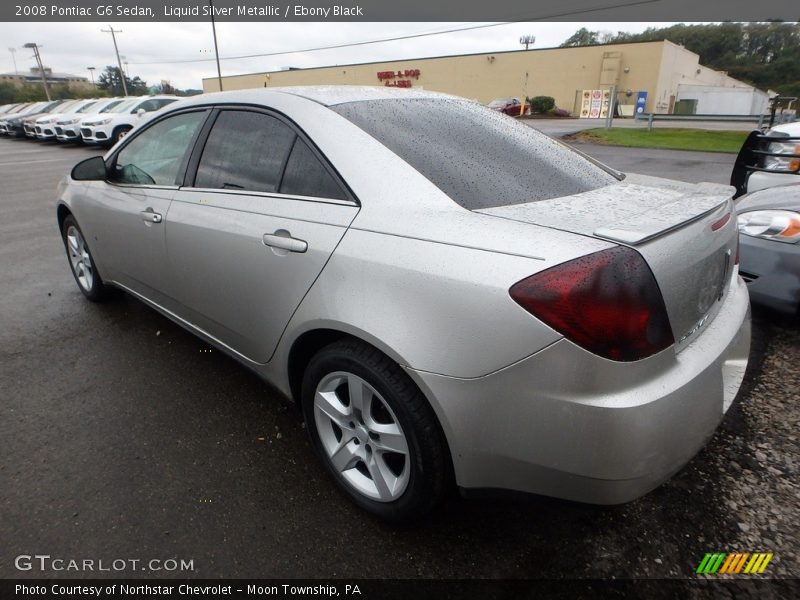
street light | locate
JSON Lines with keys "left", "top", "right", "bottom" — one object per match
{"left": 23, "top": 42, "right": 51, "bottom": 101}
{"left": 8, "top": 47, "right": 18, "bottom": 74}
{"left": 87, "top": 66, "right": 96, "bottom": 88}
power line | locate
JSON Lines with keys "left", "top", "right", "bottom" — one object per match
{"left": 128, "top": 22, "right": 508, "bottom": 65}
{"left": 127, "top": 0, "right": 662, "bottom": 66}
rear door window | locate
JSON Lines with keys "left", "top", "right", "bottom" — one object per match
{"left": 280, "top": 138, "right": 348, "bottom": 200}
{"left": 194, "top": 110, "right": 297, "bottom": 193}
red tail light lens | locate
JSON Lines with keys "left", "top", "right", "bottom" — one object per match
{"left": 509, "top": 246, "right": 674, "bottom": 361}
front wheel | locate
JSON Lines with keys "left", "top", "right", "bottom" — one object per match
{"left": 301, "top": 339, "right": 451, "bottom": 522}
{"left": 112, "top": 126, "right": 132, "bottom": 144}
{"left": 61, "top": 215, "right": 112, "bottom": 302}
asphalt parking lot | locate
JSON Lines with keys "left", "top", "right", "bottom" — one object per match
{"left": 1, "top": 137, "right": 797, "bottom": 582}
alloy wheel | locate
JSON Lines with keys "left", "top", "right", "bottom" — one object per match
{"left": 66, "top": 225, "right": 94, "bottom": 292}
{"left": 313, "top": 371, "right": 410, "bottom": 502}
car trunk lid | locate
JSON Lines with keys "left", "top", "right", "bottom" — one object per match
{"left": 477, "top": 174, "right": 739, "bottom": 351}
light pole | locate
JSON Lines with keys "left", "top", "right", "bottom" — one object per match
{"left": 23, "top": 42, "right": 50, "bottom": 101}
{"left": 101, "top": 25, "right": 129, "bottom": 96}
{"left": 8, "top": 47, "right": 18, "bottom": 74}
{"left": 87, "top": 66, "right": 96, "bottom": 88}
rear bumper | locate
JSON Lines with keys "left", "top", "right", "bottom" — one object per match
{"left": 739, "top": 234, "right": 800, "bottom": 314}
{"left": 408, "top": 274, "right": 751, "bottom": 504}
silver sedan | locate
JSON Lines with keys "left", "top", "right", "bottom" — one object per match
{"left": 57, "top": 87, "right": 751, "bottom": 521}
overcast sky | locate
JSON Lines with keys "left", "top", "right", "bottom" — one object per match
{"left": 0, "top": 22, "right": 677, "bottom": 90}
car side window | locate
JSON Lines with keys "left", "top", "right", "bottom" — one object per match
{"left": 109, "top": 111, "right": 206, "bottom": 186}
{"left": 280, "top": 138, "right": 347, "bottom": 200}
{"left": 195, "top": 110, "right": 296, "bottom": 193}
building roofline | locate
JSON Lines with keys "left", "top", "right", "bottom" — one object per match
{"left": 202, "top": 39, "right": 669, "bottom": 83}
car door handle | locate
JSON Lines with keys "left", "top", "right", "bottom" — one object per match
{"left": 263, "top": 233, "right": 307, "bottom": 253}
{"left": 140, "top": 210, "right": 162, "bottom": 224}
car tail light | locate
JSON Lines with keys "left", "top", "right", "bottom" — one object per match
{"left": 509, "top": 246, "right": 674, "bottom": 362}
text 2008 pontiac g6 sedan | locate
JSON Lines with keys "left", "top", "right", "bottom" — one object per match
{"left": 57, "top": 87, "right": 750, "bottom": 521}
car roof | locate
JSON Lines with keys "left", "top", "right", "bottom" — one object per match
{"left": 178, "top": 86, "right": 461, "bottom": 108}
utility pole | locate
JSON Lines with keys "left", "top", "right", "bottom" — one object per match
{"left": 519, "top": 35, "right": 536, "bottom": 50}
{"left": 101, "top": 25, "right": 128, "bottom": 96}
{"left": 87, "top": 66, "right": 96, "bottom": 88}
{"left": 209, "top": 0, "right": 223, "bottom": 91}
{"left": 8, "top": 47, "right": 18, "bottom": 74}
{"left": 23, "top": 43, "right": 50, "bottom": 100}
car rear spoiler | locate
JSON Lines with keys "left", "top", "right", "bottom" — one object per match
{"left": 731, "top": 130, "right": 800, "bottom": 198}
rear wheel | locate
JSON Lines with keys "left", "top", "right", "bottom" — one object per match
{"left": 61, "top": 215, "right": 112, "bottom": 302}
{"left": 301, "top": 339, "right": 450, "bottom": 522}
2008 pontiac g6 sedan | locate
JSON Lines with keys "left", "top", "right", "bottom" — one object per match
{"left": 57, "top": 86, "right": 751, "bottom": 521}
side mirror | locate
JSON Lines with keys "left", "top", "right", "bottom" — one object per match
{"left": 71, "top": 156, "right": 107, "bottom": 181}
{"left": 136, "top": 108, "right": 146, "bottom": 117}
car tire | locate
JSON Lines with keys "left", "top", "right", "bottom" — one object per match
{"left": 301, "top": 339, "right": 451, "bottom": 522}
{"left": 61, "top": 215, "right": 112, "bottom": 302}
{"left": 112, "top": 126, "right": 132, "bottom": 144}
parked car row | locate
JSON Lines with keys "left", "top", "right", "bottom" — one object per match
{"left": 0, "top": 95, "right": 179, "bottom": 146}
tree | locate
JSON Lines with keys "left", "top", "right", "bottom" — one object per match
{"left": 558, "top": 22, "right": 800, "bottom": 97}
{"left": 560, "top": 27, "right": 600, "bottom": 47}
{"left": 96, "top": 65, "right": 148, "bottom": 96}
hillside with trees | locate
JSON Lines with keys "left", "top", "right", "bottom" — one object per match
{"left": 560, "top": 22, "right": 800, "bottom": 99}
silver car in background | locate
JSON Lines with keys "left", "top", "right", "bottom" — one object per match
{"left": 57, "top": 87, "right": 750, "bottom": 521}
{"left": 737, "top": 184, "right": 800, "bottom": 314}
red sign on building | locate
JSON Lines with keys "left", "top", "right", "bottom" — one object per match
{"left": 377, "top": 69, "right": 421, "bottom": 87}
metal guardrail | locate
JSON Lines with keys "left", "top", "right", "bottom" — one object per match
{"left": 641, "top": 113, "right": 773, "bottom": 131}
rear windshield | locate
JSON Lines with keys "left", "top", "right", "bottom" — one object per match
{"left": 332, "top": 98, "right": 619, "bottom": 210}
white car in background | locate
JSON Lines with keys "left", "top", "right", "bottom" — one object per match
{"left": 34, "top": 99, "right": 99, "bottom": 141}
{"left": 731, "top": 121, "right": 800, "bottom": 197}
{"left": 79, "top": 95, "right": 179, "bottom": 146}
{"left": 55, "top": 98, "right": 125, "bottom": 143}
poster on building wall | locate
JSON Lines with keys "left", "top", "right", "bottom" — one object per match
{"left": 579, "top": 90, "right": 592, "bottom": 118}
{"left": 636, "top": 91, "right": 648, "bottom": 116}
{"left": 599, "top": 90, "right": 611, "bottom": 119}
{"left": 589, "top": 90, "right": 603, "bottom": 118}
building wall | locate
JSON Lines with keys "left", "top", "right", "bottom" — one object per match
{"left": 676, "top": 84, "right": 769, "bottom": 115}
{"left": 204, "top": 41, "right": 668, "bottom": 113}
{"left": 203, "top": 40, "right": 760, "bottom": 115}
{"left": 0, "top": 71, "right": 93, "bottom": 92}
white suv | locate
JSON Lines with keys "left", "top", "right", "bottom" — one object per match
{"left": 34, "top": 99, "right": 99, "bottom": 141}
{"left": 80, "top": 95, "right": 179, "bottom": 146}
{"left": 55, "top": 98, "right": 125, "bottom": 143}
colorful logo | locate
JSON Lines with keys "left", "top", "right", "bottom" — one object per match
{"left": 696, "top": 553, "right": 773, "bottom": 575}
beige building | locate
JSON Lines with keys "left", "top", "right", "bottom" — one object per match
{"left": 203, "top": 40, "right": 763, "bottom": 115}
{"left": 0, "top": 67, "right": 93, "bottom": 92}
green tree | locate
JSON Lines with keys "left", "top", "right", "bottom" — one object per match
{"left": 560, "top": 27, "right": 600, "bottom": 47}
{"left": 96, "top": 65, "right": 148, "bottom": 96}
{"left": 558, "top": 22, "right": 800, "bottom": 97}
